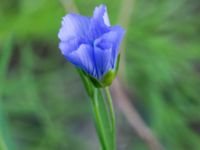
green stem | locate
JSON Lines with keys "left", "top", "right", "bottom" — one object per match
{"left": 78, "top": 70, "right": 116, "bottom": 150}
{"left": 104, "top": 87, "right": 116, "bottom": 150}
{"left": 91, "top": 88, "right": 108, "bottom": 150}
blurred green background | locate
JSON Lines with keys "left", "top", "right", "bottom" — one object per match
{"left": 0, "top": 0, "right": 200, "bottom": 149}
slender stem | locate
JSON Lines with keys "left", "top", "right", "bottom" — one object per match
{"left": 91, "top": 88, "right": 108, "bottom": 150}
{"left": 104, "top": 87, "right": 116, "bottom": 150}
{"left": 100, "top": 89, "right": 112, "bottom": 130}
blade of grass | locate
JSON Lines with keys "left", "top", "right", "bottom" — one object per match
{"left": 0, "top": 37, "right": 14, "bottom": 150}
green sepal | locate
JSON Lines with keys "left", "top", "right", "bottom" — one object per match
{"left": 115, "top": 54, "right": 121, "bottom": 75}
{"left": 88, "top": 76, "right": 102, "bottom": 88}
{"left": 77, "top": 68, "right": 94, "bottom": 97}
{"left": 101, "top": 70, "right": 116, "bottom": 87}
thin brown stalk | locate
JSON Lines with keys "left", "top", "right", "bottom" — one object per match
{"left": 111, "top": 79, "right": 165, "bottom": 150}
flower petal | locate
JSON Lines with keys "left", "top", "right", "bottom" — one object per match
{"left": 67, "top": 44, "right": 96, "bottom": 77}
{"left": 93, "top": 4, "right": 110, "bottom": 26}
{"left": 66, "top": 44, "right": 112, "bottom": 79}
{"left": 94, "top": 47, "right": 112, "bottom": 79}
{"left": 59, "top": 37, "right": 82, "bottom": 56}
{"left": 90, "top": 4, "right": 110, "bottom": 38}
{"left": 58, "top": 13, "right": 90, "bottom": 42}
{"left": 95, "top": 25, "right": 125, "bottom": 67}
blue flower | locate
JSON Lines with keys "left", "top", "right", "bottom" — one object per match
{"left": 58, "top": 4, "right": 125, "bottom": 80}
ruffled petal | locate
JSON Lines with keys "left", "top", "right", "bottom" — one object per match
{"left": 94, "top": 47, "right": 112, "bottom": 79}
{"left": 66, "top": 44, "right": 112, "bottom": 79}
{"left": 58, "top": 13, "right": 90, "bottom": 42}
{"left": 90, "top": 4, "right": 110, "bottom": 39}
{"left": 94, "top": 25, "right": 125, "bottom": 68}
{"left": 67, "top": 44, "right": 96, "bottom": 77}
{"left": 59, "top": 37, "right": 82, "bottom": 56}
{"left": 93, "top": 4, "right": 110, "bottom": 26}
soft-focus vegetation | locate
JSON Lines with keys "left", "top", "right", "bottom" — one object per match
{"left": 0, "top": 0, "right": 200, "bottom": 149}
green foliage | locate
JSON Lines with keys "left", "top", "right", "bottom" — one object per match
{"left": 0, "top": 38, "right": 14, "bottom": 150}
{"left": 126, "top": 0, "right": 200, "bottom": 149}
{"left": 0, "top": 0, "right": 200, "bottom": 150}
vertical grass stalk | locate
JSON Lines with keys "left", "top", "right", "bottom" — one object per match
{"left": 104, "top": 87, "right": 116, "bottom": 150}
